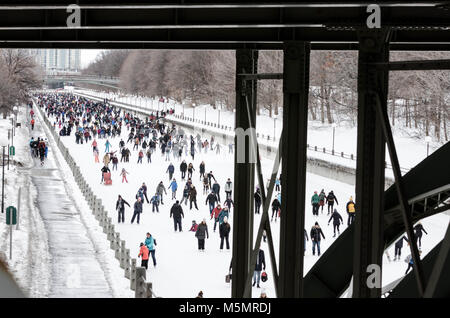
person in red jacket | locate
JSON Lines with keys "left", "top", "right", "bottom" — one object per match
{"left": 210, "top": 204, "right": 222, "bottom": 232}
{"left": 190, "top": 220, "right": 198, "bottom": 232}
{"left": 138, "top": 243, "right": 149, "bottom": 269}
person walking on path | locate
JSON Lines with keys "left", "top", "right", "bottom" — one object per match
{"left": 271, "top": 197, "right": 281, "bottom": 222}
{"left": 140, "top": 182, "right": 150, "bottom": 204}
{"left": 206, "top": 191, "right": 218, "bottom": 214}
{"left": 138, "top": 243, "right": 149, "bottom": 269}
{"left": 100, "top": 165, "right": 110, "bottom": 184}
{"left": 170, "top": 200, "right": 184, "bottom": 232}
{"left": 169, "top": 178, "right": 178, "bottom": 200}
{"left": 219, "top": 216, "right": 231, "bottom": 250}
{"left": 195, "top": 219, "right": 209, "bottom": 251}
{"left": 167, "top": 162, "right": 175, "bottom": 181}
{"left": 254, "top": 188, "right": 262, "bottom": 214}
{"left": 116, "top": 195, "right": 130, "bottom": 223}
{"left": 189, "top": 185, "right": 199, "bottom": 210}
{"left": 210, "top": 204, "right": 222, "bottom": 232}
{"left": 145, "top": 233, "right": 157, "bottom": 267}
{"left": 346, "top": 197, "right": 356, "bottom": 225}
{"left": 328, "top": 208, "right": 344, "bottom": 237}
{"left": 104, "top": 139, "right": 111, "bottom": 153}
{"left": 310, "top": 222, "right": 325, "bottom": 256}
{"left": 92, "top": 139, "right": 98, "bottom": 153}
{"left": 180, "top": 160, "right": 187, "bottom": 180}
{"left": 156, "top": 181, "right": 167, "bottom": 205}
{"left": 326, "top": 190, "right": 338, "bottom": 215}
{"left": 394, "top": 235, "right": 409, "bottom": 261}
{"left": 405, "top": 250, "right": 422, "bottom": 275}
{"left": 224, "top": 178, "right": 233, "bottom": 200}
{"left": 120, "top": 168, "right": 129, "bottom": 183}
{"left": 414, "top": 222, "right": 428, "bottom": 248}
{"left": 252, "top": 249, "right": 266, "bottom": 288}
{"left": 150, "top": 193, "right": 160, "bottom": 213}
{"left": 318, "top": 189, "right": 326, "bottom": 214}
{"left": 212, "top": 181, "right": 221, "bottom": 202}
{"left": 311, "top": 191, "right": 320, "bottom": 216}
{"left": 131, "top": 197, "right": 143, "bottom": 224}
{"left": 94, "top": 148, "right": 100, "bottom": 163}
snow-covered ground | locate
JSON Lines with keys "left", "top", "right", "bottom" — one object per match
{"left": 0, "top": 106, "right": 51, "bottom": 297}
{"left": 37, "top": 91, "right": 449, "bottom": 298}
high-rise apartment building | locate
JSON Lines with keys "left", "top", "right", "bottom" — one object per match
{"left": 26, "top": 49, "right": 81, "bottom": 73}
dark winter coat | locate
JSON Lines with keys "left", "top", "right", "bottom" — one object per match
{"left": 134, "top": 201, "right": 143, "bottom": 214}
{"left": 219, "top": 222, "right": 231, "bottom": 237}
{"left": 206, "top": 193, "right": 218, "bottom": 205}
{"left": 116, "top": 198, "right": 130, "bottom": 212}
{"left": 326, "top": 192, "right": 338, "bottom": 205}
{"left": 195, "top": 223, "right": 209, "bottom": 240}
{"left": 180, "top": 162, "right": 187, "bottom": 172}
{"left": 271, "top": 198, "right": 281, "bottom": 210}
{"left": 395, "top": 235, "right": 409, "bottom": 248}
{"left": 414, "top": 224, "right": 428, "bottom": 237}
{"left": 199, "top": 163, "right": 205, "bottom": 173}
{"left": 167, "top": 164, "right": 175, "bottom": 173}
{"left": 212, "top": 183, "right": 220, "bottom": 194}
{"left": 170, "top": 203, "right": 184, "bottom": 219}
{"left": 255, "top": 249, "right": 266, "bottom": 271}
{"left": 254, "top": 190, "right": 262, "bottom": 204}
{"left": 189, "top": 187, "right": 197, "bottom": 201}
{"left": 328, "top": 210, "right": 343, "bottom": 225}
{"left": 310, "top": 227, "right": 325, "bottom": 242}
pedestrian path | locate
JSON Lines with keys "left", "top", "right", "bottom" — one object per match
{"left": 29, "top": 115, "right": 113, "bottom": 298}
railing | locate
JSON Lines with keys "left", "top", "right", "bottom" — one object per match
{"left": 33, "top": 98, "right": 153, "bottom": 298}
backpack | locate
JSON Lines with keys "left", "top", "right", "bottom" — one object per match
{"left": 261, "top": 271, "right": 268, "bottom": 282}
{"left": 348, "top": 202, "right": 355, "bottom": 213}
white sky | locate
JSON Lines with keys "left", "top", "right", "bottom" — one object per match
{"left": 81, "top": 49, "right": 105, "bottom": 68}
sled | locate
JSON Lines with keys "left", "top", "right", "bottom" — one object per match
{"left": 103, "top": 172, "right": 112, "bottom": 185}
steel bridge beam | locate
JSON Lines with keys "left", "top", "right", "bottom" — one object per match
{"left": 278, "top": 41, "right": 310, "bottom": 298}
{"left": 231, "top": 48, "right": 258, "bottom": 298}
{"left": 352, "top": 28, "right": 390, "bottom": 298}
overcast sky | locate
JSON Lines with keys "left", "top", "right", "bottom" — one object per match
{"left": 81, "top": 49, "right": 105, "bottom": 68}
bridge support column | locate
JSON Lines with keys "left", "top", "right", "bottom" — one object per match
{"left": 278, "top": 41, "right": 310, "bottom": 298}
{"left": 231, "top": 49, "right": 258, "bottom": 298}
{"left": 353, "top": 29, "right": 390, "bottom": 298}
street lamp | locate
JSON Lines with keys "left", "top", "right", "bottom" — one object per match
{"left": 425, "top": 135, "right": 432, "bottom": 157}
{"left": 182, "top": 101, "right": 185, "bottom": 118}
{"left": 13, "top": 106, "right": 18, "bottom": 137}
{"left": 192, "top": 103, "right": 196, "bottom": 121}
{"left": 332, "top": 122, "right": 337, "bottom": 155}
{"left": 273, "top": 115, "right": 277, "bottom": 141}
{"left": 218, "top": 108, "right": 220, "bottom": 126}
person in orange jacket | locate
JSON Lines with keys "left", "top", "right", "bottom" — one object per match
{"left": 210, "top": 204, "right": 222, "bottom": 232}
{"left": 31, "top": 118, "right": 35, "bottom": 130}
{"left": 138, "top": 243, "right": 149, "bottom": 269}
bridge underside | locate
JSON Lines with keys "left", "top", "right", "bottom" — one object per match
{"left": 4, "top": 1, "right": 450, "bottom": 298}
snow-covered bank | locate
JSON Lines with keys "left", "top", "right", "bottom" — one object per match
{"left": 0, "top": 106, "right": 51, "bottom": 297}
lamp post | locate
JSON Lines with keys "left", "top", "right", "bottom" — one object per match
{"left": 218, "top": 108, "right": 220, "bottom": 126}
{"left": 182, "top": 101, "right": 185, "bottom": 118}
{"left": 332, "top": 122, "right": 337, "bottom": 155}
{"left": 273, "top": 115, "right": 277, "bottom": 141}
{"left": 425, "top": 135, "right": 431, "bottom": 157}
{"left": 13, "top": 106, "right": 18, "bottom": 137}
{"left": 193, "top": 103, "right": 196, "bottom": 121}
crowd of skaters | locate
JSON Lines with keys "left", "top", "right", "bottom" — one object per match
{"left": 33, "top": 91, "right": 430, "bottom": 295}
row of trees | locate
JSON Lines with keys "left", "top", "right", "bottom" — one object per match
{"left": 83, "top": 49, "right": 450, "bottom": 142}
{"left": 0, "top": 49, "right": 43, "bottom": 118}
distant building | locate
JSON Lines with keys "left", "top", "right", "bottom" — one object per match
{"left": 25, "top": 49, "right": 81, "bottom": 73}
